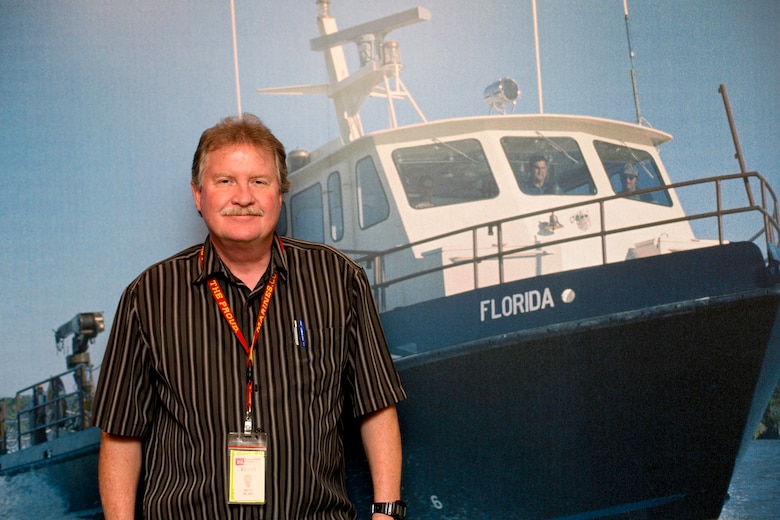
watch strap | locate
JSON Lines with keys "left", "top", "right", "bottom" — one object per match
{"left": 371, "top": 500, "right": 407, "bottom": 519}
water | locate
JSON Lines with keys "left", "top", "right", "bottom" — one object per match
{"left": 720, "top": 440, "right": 780, "bottom": 520}
{"left": 0, "top": 471, "right": 71, "bottom": 519}
{"left": 1, "top": 441, "right": 778, "bottom": 519}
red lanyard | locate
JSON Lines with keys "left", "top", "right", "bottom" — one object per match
{"left": 200, "top": 246, "right": 278, "bottom": 433}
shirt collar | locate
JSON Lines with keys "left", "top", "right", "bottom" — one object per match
{"left": 194, "top": 234, "right": 288, "bottom": 286}
{"left": 270, "top": 234, "right": 289, "bottom": 282}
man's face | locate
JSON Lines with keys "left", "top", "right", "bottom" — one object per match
{"left": 191, "top": 143, "right": 283, "bottom": 253}
{"left": 531, "top": 160, "right": 547, "bottom": 187}
{"left": 621, "top": 173, "right": 638, "bottom": 192}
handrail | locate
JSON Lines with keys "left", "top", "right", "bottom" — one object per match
{"left": 0, "top": 364, "right": 94, "bottom": 455}
{"left": 350, "top": 171, "right": 780, "bottom": 311}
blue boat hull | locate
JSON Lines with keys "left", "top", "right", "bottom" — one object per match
{"left": 347, "top": 242, "right": 780, "bottom": 519}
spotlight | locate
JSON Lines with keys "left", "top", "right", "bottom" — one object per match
{"left": 484, "top": 78, "right": 520, "bottom": 114}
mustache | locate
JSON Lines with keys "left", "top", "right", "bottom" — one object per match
{"left": 220, "top": 207, "right": 265, "bottom": 216}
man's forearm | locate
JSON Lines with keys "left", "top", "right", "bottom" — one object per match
{"left": 98, "top": 431, "right": 142, "bottom": 520}
{"left": 360, "top": 404, "right": 403, "bottom": 503}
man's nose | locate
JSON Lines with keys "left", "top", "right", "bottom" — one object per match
{"left": 232, "top": 183, "right": 254, "bottom": 205}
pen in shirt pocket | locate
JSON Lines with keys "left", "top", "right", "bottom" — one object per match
{"left": 293, "top": 319, "right": 307, "bottom": 348}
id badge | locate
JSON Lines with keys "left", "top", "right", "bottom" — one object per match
{"left": 227, "top": 431, "right": 268, "bottom": 504}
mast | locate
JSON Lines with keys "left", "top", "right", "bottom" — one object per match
{"left": 623, "top": 0, "right": 642, "bottom": 124}
{"left": 719, "top": 84, "right": 755, "bottom": 208}
{"left": 230, "top": 0, "right": 242, "bottom": 116}
{"left": 258, "top": 1, "right": 429, "bottom": 143}
{"left": 315, "top": 0, "right": 358, "bottom": 141}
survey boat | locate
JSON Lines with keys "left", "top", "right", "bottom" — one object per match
{"left": 260, "top": 2, "right": 780, "bottom": 518}
{"left": 0, "top": 312, "right": 105, "bottom": 518}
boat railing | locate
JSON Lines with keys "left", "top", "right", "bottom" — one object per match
{"left": 349, "top": 171, "right": 780, "bottom": 312}
{"left": 0, "top": 363, "right": 95, "bottom": 455}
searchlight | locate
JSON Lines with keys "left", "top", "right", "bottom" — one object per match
{"left": 484, "top": 78, "right": 520, "bottom": 114}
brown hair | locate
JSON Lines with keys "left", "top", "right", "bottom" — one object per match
{"left": 191, "top": 113, "right": 290, "bottom": 193}
{"left": 528, "top": 154, "right": 547, "bottom": 168}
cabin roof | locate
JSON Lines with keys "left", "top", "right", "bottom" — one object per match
{"left": 298, "top": 113, "right": 672, "bottom": 173}
{"left": 369, "top": 114, "right": 673, "bottom": 148}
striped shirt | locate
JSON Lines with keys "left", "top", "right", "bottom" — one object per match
{"left": 92, "top": 235, "right": 406, "bottom": 519}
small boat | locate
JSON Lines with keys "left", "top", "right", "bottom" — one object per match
{"left": 0, "top": 312, "right": 105, "bottom": 518}
{"left": 259, "top": 2, "right": 780, "bottom": 518}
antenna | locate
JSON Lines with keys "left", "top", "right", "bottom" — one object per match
{"left": 532, "top": 0, "right": 543, "bottom": 114}
{"left": 623, "top": 0, "right": 641, "bottom": 124}
{"left": 230, "top": 0, "right": 242, "bottom": 116}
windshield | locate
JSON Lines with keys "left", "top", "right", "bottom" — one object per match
{"left": 501, "top": 135, "right": 596, "bottom": 196}
{"left": 392, "top": 138, "right": 499, "bottom": 209}
{"left": 594, "top": 140, "right": 672, "bottom": 206}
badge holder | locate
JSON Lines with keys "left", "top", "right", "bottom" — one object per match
{"left": 227, "top": 430, "right": 268, "bottom": 504}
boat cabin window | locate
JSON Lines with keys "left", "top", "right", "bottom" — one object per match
{"left": 392, "top": 138, "right": 499, "bottom": 209}
{"left": 276, "top": 202, "right": 288, "bottom": 236}
{"left": 327, "top": 172, "right": 344, "bottom": 241}
{"left": 290, "top": 183, "right": 325, "bottom": 242}
{"left": 594, "top": 141, "right": 672, "bottom": 206}
{"left": 501, "top": 136, "right": 596, "bottom": 196}
{"left": 356, "top": 156, "right": 390, "bottom": 229}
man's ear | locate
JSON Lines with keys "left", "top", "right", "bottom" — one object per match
{"left": 191, "top": 181, "right": 202, "bottom": 215}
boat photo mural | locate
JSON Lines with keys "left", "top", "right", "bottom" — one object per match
{"left": 1, "top": 1, "right": 779, "bottom": 519}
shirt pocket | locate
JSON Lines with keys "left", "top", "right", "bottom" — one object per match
{"left": 290, "top": 326, "right": 344, "bottom": 397}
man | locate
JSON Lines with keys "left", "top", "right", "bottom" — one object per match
{"left": 619, "top": 162, "right": 652, "bottom": 201}
{"left": 92, "top": 114, "right": 407, "bottom": 519}
{"left": 520, "top": 155, "right": 550, "bottom": 195}
{"left": 619, "top": 163, "right": 639, "bottom": 193}
{"left": 414, "top": 175, "right": 435, "bottom": 208}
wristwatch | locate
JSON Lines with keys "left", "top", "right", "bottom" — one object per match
{"left": 371, "top": 500, "right": 407, "bottom": 519}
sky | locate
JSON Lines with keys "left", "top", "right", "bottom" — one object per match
{"left": 1, "top": 0, "right": 778, "bottom": 397}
